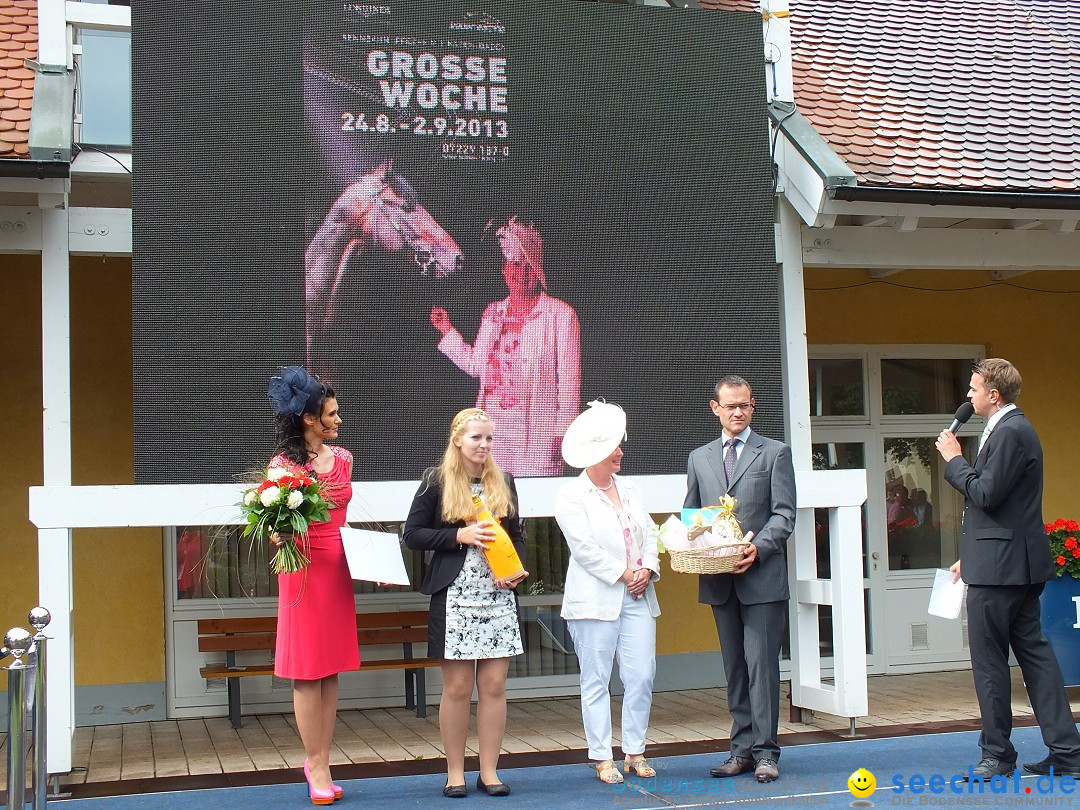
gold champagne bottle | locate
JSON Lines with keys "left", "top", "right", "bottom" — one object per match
{"left": 471, "top": 493, "right": 527, "bottom": 582}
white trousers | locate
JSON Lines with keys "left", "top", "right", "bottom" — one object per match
{"left": 568, "top": 589, "right": 657, "bottom": 761}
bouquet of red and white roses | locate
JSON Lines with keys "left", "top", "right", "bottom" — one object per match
{"left": 240, "top": 464, "right": 331, "bottom": 574}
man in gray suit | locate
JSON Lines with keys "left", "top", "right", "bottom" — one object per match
{"left": 937, "top": 359, "right": 1080, "bottom": 780}
{"left": 684, "top": 375, "right": 796, "bottom": 783}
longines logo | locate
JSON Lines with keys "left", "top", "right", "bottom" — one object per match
{"left": 449, "top": 10, "right": 505, "bottom": 34}
{"left": 344, "top": 3, "right": 390, "bottom": 19}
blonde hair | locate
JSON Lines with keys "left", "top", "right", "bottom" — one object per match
{"left": 973, "top": 358, "right": 1022, "bottom": 403}
{"left": 437, "top": 408, "right": 515, "bottom": 523}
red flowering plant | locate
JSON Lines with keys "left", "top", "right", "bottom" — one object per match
{"left": 240, "top": 464, "right": 331, "bottom": 574}
{"left": 1045, "top": 518, "right": 1080, "bottom": 580}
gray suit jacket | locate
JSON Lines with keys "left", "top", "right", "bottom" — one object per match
{"left": 684, "top": 430, "right": 797, "bottom": 605}
{"left": 944, "top": 408, "right": 1053, "bottom": 586}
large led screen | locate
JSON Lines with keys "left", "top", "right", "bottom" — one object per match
{"left": 133, "top": 0, "right": 781, "bottom": 484}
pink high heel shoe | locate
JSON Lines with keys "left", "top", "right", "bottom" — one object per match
{"left": 304, "top": 759, "right": 344, "bottom": 799}
{"left": 303, "top": 759, "right": 337, "bottom": 805}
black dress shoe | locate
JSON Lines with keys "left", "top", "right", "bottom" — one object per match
{"left": 476, "top": 775, "right": 511, "bottom": 796}
{"left": 1023, "top": 757, "right": 1080, "bottom": 779}
{"left": 443, "top": 782, "right": 468, "bottom": 798}
{"left": 710, "top": 756, "right": 754, "bottom": 778}
{"left": 962, "top": 758, "right": 1015, "bottom": 781}
{"left": 755, "top": 758, "right": 780, "bottom": 783}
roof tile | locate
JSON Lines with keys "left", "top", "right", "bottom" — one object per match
{"left": 786, "top": 0, "right": 1079, "bottom": 192}
{"left": 0, "top": 0, "right": 36, "bottom": 158}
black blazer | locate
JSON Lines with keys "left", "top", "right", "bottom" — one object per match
{"left": 944, "top": 408, "right": 1054, "bottom": 586}
{"left": 402, "top": 472, "right": 526, "bottom": 595}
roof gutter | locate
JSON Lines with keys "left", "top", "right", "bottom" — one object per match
{"left": 0, "top": 158, "right": 71, "bottom": 179}
{"left": 830, "top": 184, "right": 1080, "bottom": 212}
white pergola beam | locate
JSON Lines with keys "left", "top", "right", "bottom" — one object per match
{"left": 68, "top": 207, "right": 132, "bottom": 255}
{"left": 0, "top": 178, "right": 67, "bottom": 196}
{"left": 824, "top": 198, "right": 1080, "bottom": 225}
{"left": 1046, "top": 218, "right": 1078, "bottom": 234}
{"left": 64, "top": 0, "right": 130, "bottom": 32}
{"left": 30, "top": 472, "right": 855, "bottom": 529}
{"left": 70, "top": 150, "right": 132, "bottom": 177}
{"left": 887, "top": 216, "right": 919, "bottom": 232}
{"left": 803, "top": 225, "right": 1080, "bottom": 271}
{"left": 0, "top": 206, "right": 42, "bottom": 252}
{"left": 0, "top": 207, "right": 132, "bottom": 254}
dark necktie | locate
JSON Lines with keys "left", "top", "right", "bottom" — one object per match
{"left": 724, "top": 438, "right": 738, "bottom": 484}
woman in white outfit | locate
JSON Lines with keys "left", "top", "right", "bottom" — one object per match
{"left": 554, "top": 400, "right": 661, "bottom": 784}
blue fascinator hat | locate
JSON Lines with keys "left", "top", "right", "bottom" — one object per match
{"left": 268, "top": 366, "right": 324, "bottom": 416}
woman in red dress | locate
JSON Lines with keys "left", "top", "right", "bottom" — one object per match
{"left": 268, "top": 366, "right": 359, "bottom": 805}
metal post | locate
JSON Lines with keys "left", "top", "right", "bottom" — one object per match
{"left": 29, "top": 608, "right": 52, "bottom": 810}
{"left": 5, "top": 627, "right": 35, "bottom": 810}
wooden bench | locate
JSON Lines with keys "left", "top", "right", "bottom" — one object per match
{"left": 198, "top": 610, "right": 438, "bottom": 728}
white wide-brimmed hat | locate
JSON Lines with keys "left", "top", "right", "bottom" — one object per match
{"left": 561, "top": 400, "right": 627, "bottom": 469}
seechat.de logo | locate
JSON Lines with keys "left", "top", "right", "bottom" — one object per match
{"left": 848, "top": 767, "right": 876, "bottom": 806}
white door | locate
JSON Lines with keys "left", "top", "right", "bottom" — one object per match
{"left": 809, "top": 348, "right": 984, "bottom": 674}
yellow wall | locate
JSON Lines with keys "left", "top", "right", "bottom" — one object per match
{"left": 654, "top": 556, "right": 718, "bottom": 654}
{"left": 805, "top": 268, "right": 1080, "bottom": 519}
{"left": 4, "top": 255, "right": 163, "bottom": 687}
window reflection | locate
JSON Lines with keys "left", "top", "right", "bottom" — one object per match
{"left": 809, "top": 358, "right": 864, "bottom": 416}
{"left": 884, "top": 436, "right": 974, "bottom": 570}
{"left": 881, "top": 358, "right": 973, "bottom": 415}
{"left": 79, "top": 29, "right": 132, "bottom": 146}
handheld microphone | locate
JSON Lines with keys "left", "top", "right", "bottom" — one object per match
{"left": 947, "top": 402, "right": 975, "bottom": 433}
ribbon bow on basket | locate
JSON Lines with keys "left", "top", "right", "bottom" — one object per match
{"left": 669, "top": 496, "right": 748, "bottom": 574}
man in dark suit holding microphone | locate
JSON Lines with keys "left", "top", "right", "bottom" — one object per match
{"left": 685, "top": 375, "right": 796, "bottom": 783}
{"left": 936, "top": 358, "right": 1080, "bottom": 780}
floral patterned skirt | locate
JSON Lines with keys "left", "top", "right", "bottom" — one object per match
{"left": 428, "top": 547, "right": 523, "bottom": 660}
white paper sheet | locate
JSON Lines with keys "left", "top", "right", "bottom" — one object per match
{"left": 927, "top": 568, "right": 966, "bottom": 619}
{"left": 340, "top": 528, "right": 411, "bottom": 586}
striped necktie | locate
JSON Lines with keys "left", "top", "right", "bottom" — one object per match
{"left": 724, "top": 439, "right": 738, "bottom": 484}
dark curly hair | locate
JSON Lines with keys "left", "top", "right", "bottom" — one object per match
{"left": 274, "top": 381, "right": 336, "bottom": 468}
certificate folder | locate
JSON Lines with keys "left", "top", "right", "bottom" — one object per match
{"left": 927, "top": 568, "right": 966, "bottom": 620}
{"left": 340, "top": 528, "right": 411, "bottom": 587}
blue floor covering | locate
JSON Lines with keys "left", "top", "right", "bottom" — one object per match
{"left": 20, "top": 725, "right": 1080, "bottom": 809}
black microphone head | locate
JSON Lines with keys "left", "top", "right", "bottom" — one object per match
{"left": 953, "top": 402, "right": 975, "bottom": 425}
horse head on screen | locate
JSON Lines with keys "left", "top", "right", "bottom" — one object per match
{"left": 305, "top": 160, "right": 464, "bottom": 360}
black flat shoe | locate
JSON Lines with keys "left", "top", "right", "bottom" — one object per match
{"left": 476, "top": 775, "right": 511, "bottom": 796}
{"left": 443, "top": 783, "right": 468, "bottom": 798}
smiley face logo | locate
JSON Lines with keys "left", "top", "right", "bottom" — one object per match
{"left": 847, "top": 768, "right": 876, "bottom": 798}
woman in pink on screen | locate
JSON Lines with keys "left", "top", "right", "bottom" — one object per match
{"left": 431, "top": 216, "right": 581, "bottom": 477}
{"left": 266, "top": 366, "right": 358, "bottom": 806}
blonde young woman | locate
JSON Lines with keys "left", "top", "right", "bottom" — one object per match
{"left": 403, "top": 408, "right": 529, "bottom": 798}
{"left": 555, "top": 400, "right": 661, "bottom": 785}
